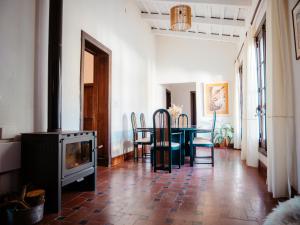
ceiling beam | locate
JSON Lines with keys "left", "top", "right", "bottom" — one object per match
{"left": 140, "top": 1, "right": 151, "bottom": 13}
{"left": 141, "top": 13, "right": 245, "bottom": 27}
{"left": 144, "top": 0, "right": 252, "bottom": 8}
{"left": 152, "top": 29, "right": 239, "bottom": 43}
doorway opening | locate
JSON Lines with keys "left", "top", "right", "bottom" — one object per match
{"left": 80, "top": 31, "right": 111, "bottom": 167}
{"left": 190, "top": 91, "right": 197, "bottom": 126}
{"left": 166, "top": 89, "right": 171, "bottom": 109}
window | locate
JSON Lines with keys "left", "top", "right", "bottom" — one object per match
{"left": 239, "top": 65, "right": 243, "bottom": 139}
{"left": 256, "top": 24, "right": 267, "bottom": 152}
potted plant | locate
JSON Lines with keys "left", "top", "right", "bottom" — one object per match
{"left": 214, "top": 124, "right": 234, "bottom": 148}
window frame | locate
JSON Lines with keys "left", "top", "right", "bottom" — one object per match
{"left": 239, "top": 64, "right": 243, "bottom": 140}
{"left": 255, "top": 23, "right": 267, "bottom": 154}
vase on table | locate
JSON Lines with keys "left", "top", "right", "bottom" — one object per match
{"left": 167, "top": 104, "right": 183, "bottom": 128}
{"left": 172, "top": 117, "right": 177, "bottom": 128}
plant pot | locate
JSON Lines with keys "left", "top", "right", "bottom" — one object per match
{"left": 214, "top": 143, "right": 220, "bottom": 147}
{"left": 225, "top": 139, "right": 229, "bottom": 147}
{"left": 227, "top": 143, "right": 234, "bottom": 148}
{"left": 219, "top": 140, "right": 226, "bottom": 148}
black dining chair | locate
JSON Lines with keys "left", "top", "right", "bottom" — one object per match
{"left": 177, "top": 113, "right": 188, "bottom": 164}
{"left": 140, "top": 113, "right": 152, "bottom": 159}
{"left": 152, "top": 109, "right": 181, "bottom": 173}
{"left": 131, "top": 112, "right": 152, "bottom": 161}
{"left": 189, "top": 111, "right": 216, "bottom": 167}
{"left": 177, "top": 113, "right": 188, "bottom": 128}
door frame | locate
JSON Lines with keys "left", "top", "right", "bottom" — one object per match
{"left": 80, "top": 30, "right": 112, "bottom": 166}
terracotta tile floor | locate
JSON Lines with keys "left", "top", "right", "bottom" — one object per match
{"left": 40, "top": 149, "right": 277, "bottom": 225}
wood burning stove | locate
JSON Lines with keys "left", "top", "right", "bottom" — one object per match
{"left": 21, "top": 131, "right": 97, "bottom": 212}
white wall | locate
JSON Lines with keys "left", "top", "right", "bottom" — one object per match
{"left": 62, "top": 0, "right": 156, "bottom": 157}
{"left": 289, "top": 0, "right": 300, "bottom": 193}
{"left": 154, "top": 84, "right": 171, "bottom": 110}
{"left": 0, "top": 0, "right": 36, "bottom": 195}
{"left": 155, "top": 36, "right": 237, "bottom": 127}
{"left": 0, "top": 0, "right": 36, "bottom": 138}
{"left": 163, "top": 83, "right": 196, "bottom": 125}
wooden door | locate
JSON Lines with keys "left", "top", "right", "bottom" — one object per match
{"left": 166, "top": 89, "right": 171, "bottom": 109}
{"left": 190, "top": 91, "right": 197, "bottom": 125}
{"left": 94, "top": 54, "right": 109, "bottom": 166}
{"left": 83, "top": 84, "right": 97, "bottom": 131}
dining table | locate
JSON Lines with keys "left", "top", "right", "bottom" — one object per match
{"left": 137, "top": 126, "right": 212, "bottom": 165}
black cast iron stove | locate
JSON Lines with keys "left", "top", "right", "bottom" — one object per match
{"left": 21, "top": 131, "right": 97, "bottom": 212}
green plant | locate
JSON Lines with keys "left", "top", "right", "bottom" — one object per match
{"left": 214, "top": 123, "right": 234, "bottom": 146}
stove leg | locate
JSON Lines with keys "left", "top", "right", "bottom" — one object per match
{"left": 45, "top": 183, "right": 61, "bottom": 213}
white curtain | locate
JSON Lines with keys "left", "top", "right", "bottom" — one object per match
{"left": 241, "top": 27, "right": 259, "bottom": 167}
{"left": 233, "top": 61, "right": 241, "bottom": 149}
{"left": 266, "top": 0, "right": 295, "bottom": 198}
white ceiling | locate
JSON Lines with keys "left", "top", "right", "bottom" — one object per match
{"left": 136, "top": 0, "right": 252, "bottom": 43}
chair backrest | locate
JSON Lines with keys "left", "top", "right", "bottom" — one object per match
{"left": 140, "top": 113, "right": 147, "bottom": 138}
{"left": 140, "top": 113, "right": 146, "bottom": 128}
{"left": 131, "top": 112, "right": 138, "bottom": 142}
{"left": 153, "top": 109, "right": 171, "bottom": 148}
{"left": 177, "top": 113, "right": 188, "bottom": 128}
{"left": 211, "top": 111, "right": 217, "bottom": 142}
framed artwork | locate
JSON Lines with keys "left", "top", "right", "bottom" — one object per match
{"left": 292, "top": 0, "right": 300, "bottom": 60}
{"left": 204, "top": 82, "right": 229, "bottom": 115}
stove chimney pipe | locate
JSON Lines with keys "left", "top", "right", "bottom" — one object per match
{"left": 48, "top": 0, "right": 63, "bottom": 132}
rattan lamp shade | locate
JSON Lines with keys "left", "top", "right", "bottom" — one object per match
{"left": 170, "top": 5, "right": 191, "bottom": 31}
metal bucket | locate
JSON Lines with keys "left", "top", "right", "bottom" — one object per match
{"left": 6, "top": 201, "right": 44, "bottom": 225}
